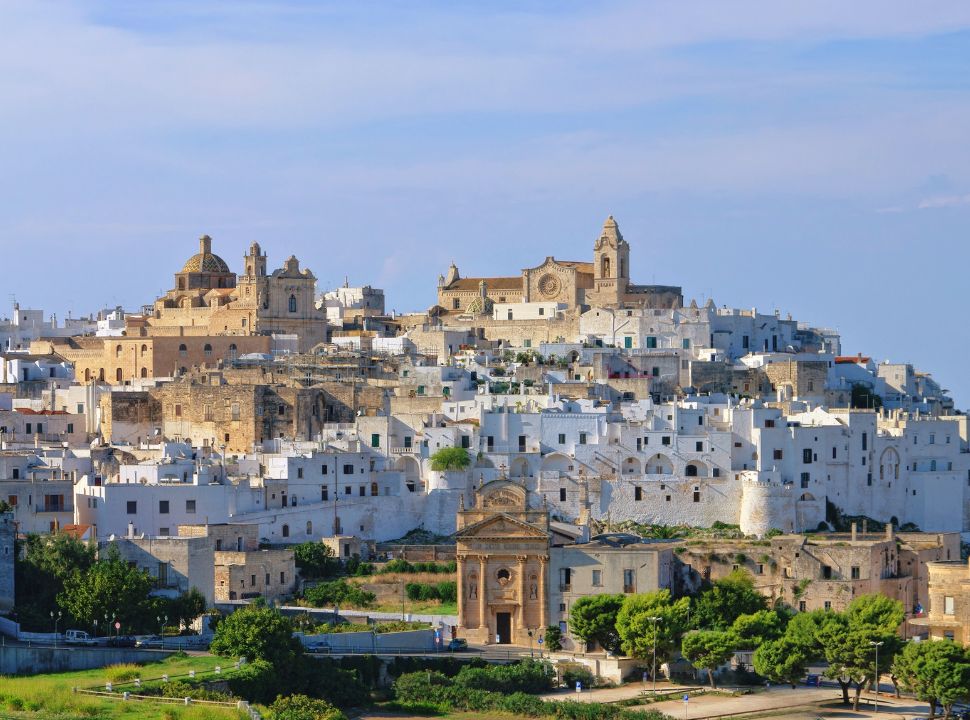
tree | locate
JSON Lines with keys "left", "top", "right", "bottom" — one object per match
{"left": 682, "top": 630, "right": 734, "bottom": 688}
{"left": 210, "top": 604, "right": 304, "bottom": 667}
{"left": 543, "top": 625, "right": 562, "bottom": 651}
{"left": 14, "top": 533, "right": 96, "bottom": 630}
{"left": 166, "top": 587, "right": 207, "bottom": 630}
{"left": 691, "top": 570, "right": 766, "bottom": 630}
{"left": 892, "top": 639, "right": 970, "bottom": 719}
{"left": 851, "top": 383, "right": 883, "bottom": 410}
{"left": 303, "top": 580, "right": 375, "bottom": 619}
{"left": 816, "top": 595, "right": 904, "bottom": 709}
{"left": 730, "top": 609, "right": 784, "bottom": 650}
{"left": 615, "top": 590, "right": 690, "bottom": 665}
{"left": 294, "top": 542, "right": 340, "bottom": 579}
{"left": 269, "top": 694, "right": 346, "bottom": 720}
{"left": 782, "top": 609, "right": 828, "bottom": 661}
{"left": 429, "top": 447, "right": 471, "bottom": 472}
{"left": 57, "top": 547, "right": 155, "bottom": 633}
{"left": 754, "top": 637, "right": 811, "bottom": 688}
{"left": 569, "top": 594, "right": 624, "bottom": 654}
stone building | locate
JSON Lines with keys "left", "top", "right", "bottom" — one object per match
{"left": 911, "top": 559, "right": 970, "bottom": 644}
{"left": 111, "top": 533, "right": 217, "bottom": 605}
{"left": 140, "top": 236, "right": 327, "bottom": 351}
{"left": 436, "top": 217, "right": 682, "bottom": 316}
{"left": 455, "top": 479, "right": 550, "bottom": 645}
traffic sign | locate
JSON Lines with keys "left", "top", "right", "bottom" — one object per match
{"left": 538, "top": 636, "right": 543, "bottom": 644}
{"left": 114, "top": 622, "right": 121, "bottom": 630}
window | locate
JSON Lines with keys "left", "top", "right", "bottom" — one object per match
{"left": 742, "top": 335, "right": 749, "bottom": 349}
{"left": 623, "top": 569, "right": 635, "bottom": 593}
{"left": 126, "top": 501, "right": 137, "bottom": 515}
{"left": 67, "top": 423, "right": 73, "bottom": 434}
{"left": 416, "top": 385, "right": 425, "bottom": 395}
{"left": 558, "top": 433, "right": 566, "bottom": 445}
{"left": 297, "top": 467, "right": 303, "bottom": 479}
{"left": 158, "top": 528, "right": 169, "bottom": 537}
{"left": 251, "top": 575, "right": 256, "bottom": 587}
{"left": 634, "top": 486, "right": 643, "bottom": 501}
{"left": 159, "top": 500, "right": 169, "bottom": 514}
{"left": 175, "top": 404, "right": 182, "bottom": 417}
{"left": 231, "top": 403, "right": 240, "bottom": 421}
{"left": 646, "top": 336, "right": 657, "bottom": 349}
{"left": 592, "top": 570, "right": 602, "bottom": 586}
{"left": 359, "top": 486, "right": 365, "bottom": 497}
{"left": 282, "top": 524, "right": 290, "bottom": 538}
{"left": 693, "top": 490, "right": 700, "bottom": 502}
{"left": 487, "top": 436, "right": 494, "bottom": 450}
{"left": 579, "top": 433, "right": 587, "bottom": 445}
{"left": 756, "top": 563, "right": 764, "bottom": 575}
{"left": 322, "top": 464, "right": 328, "bottom": 475}
{"left": 204, "top": 343, "right": 212, "bottom": 357}
{"left": 824, "top": 601, "right": 832, "bottom": 611}
{"left": 343, "top": 464, "right": 354, "bottom": 475}
{"left": 930, "top": 433, "right": 936, "bottom": 445}
{"left": 682, "top": 338, "right": 690, "bottom": 349}
{"left": 800, "top": 472, "right": 810, "bottom": 488}
{"left": 25, "top": 423, "right": 31, "bottom": 434}
{"left": 803, "top": 448, "right": 812, "bottom": 464}
{"left": 345, "top": 486, "right": 351, "bottom": 495}
{"left": 186, "top": 499, "right": 196, "bottom": 514}
{"left": 862, "top": 432, "right": 868, "bottom": 451}
{"left": 6, "top": 495, "right": 16, "bottom": 507}
{"left": 321, "top": 487, "right": 328, "bottom": 501}
{"left": 179, "top": 343, "right": 187, "bottom": 357}
{"left": 452, "top": 299, "right": 460, "bottom": 310}
{"left": 798, "top": 600, "right": 806, "bottom": 612}
{"left": 559, "top": 488, "right": 567, "bottom": 502}
{"left": 461, "top": 435, "right": 470, "bottom": 449}
{"left": 404, "top": 436, "right": 413, "bottom": 449}
{"left": 538, "top": 307, "right": 544, "bottom": 316}
{"left": 11, "top": 469, "right": 18, "bottom": 479}
{"left": 696, "top": 441, "right": 703, "bottom": 452}
{"left": 662, "top": 436, "right": 671, "bottom": 446}
{"left": 822, "top": 565, "right": 832, "bottom": 579}
{"left": 945, "top": 596, "right": 955, "bottom": 615}
{"left": 773, "top": 449, "right": 783, "bottom": 460}
{"left": 280, "top": 572, "right": 286, "bottom": 584}
{"left": 850, "top": 566, "right": 860, "bottom": 580}
{"left": 288, "top": 295, "right": 297, "bottom": 313}
{"left": 832, "top": 447, "right": 837, "bottom": 459}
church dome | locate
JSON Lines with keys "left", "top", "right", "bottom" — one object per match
{"left": 181, "top": 235, "right": 231, "bottom": 274}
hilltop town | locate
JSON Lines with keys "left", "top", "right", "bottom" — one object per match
{"left": 2, "top": 218, "right": 970, "bottom": 720}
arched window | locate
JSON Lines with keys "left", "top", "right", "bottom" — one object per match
{"left": 204, "top": 343, "right": 212, "bottom": 357}
{"left": 115, "top": 344, "right": 122, "bottom": 358}
{"left": 140, "top": 344, "right": 148, "bottom": 356}
{"left": 115, "top": 368, "right": 123, "bottom": 382}
{"left": 306, "top": 521, "right": 312, "bottom": 535}
{"left": 370, "top": 482, "right": 379, "bottom": 496}
{"left": 282, "top": 524, "right": 290, "bottom": 538}
{"left": 288, "top": 294, "right": 297, "bottom": 313}
{"left": 178, "top": 278, "right": 185, "bottom": 290}
{"left": 140, "top": 367, "right": 148, "bottom": 378}
{"left": 686, "top": 464, "right": 699, "bottom": 477}
{"left": 601, "top": 256, "right": 611, "bottom": 277}
{"left": 84, "top": 368, "right": 91, "bottom": 381}
{"left": 98, "top": 368, "right": 105, "bottom": 381}
{"left": 930, "top": 460, "right": 937, "bottom": 472}
{"left": 179, "top": 343, "right": 187, "bottom": 357}
{"left": 229, "top": 344, "right": 237, "bottom": 361}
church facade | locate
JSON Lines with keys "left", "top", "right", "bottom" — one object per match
{"left": 136, "top": 236, "right": 327, "bottom": 351}
{"left": 454, "top": 480, "right": 550, "bottom": 645}
{"left": 436, "top": 217, "right": 683, "bottom": 316}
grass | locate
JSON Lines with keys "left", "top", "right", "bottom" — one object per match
{"left": 0, "top": 654, "right": 247, "bottom": 720}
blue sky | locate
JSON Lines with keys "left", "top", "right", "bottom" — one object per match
{"left": 2, "top": 1, "right": 970, "bottom": 405}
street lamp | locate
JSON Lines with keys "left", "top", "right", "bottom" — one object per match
{"left": 648, "top": 616, "right": 662, "bottom": 694}
{"left": 50, "top": 610, "right": 62, "bottom": 647}
{"left": 869, "top": 640, "right": 884, "bottom": 713}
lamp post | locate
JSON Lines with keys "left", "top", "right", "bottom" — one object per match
{"left": 93, "top": 618, "right": 98, "bottom": 638}
{"left": 648, "top": 616, "right": 662, "bottom": 694}
{"left": 50, "top": 610, "right": 62, "bottom": 648}
{"left": 869, "top": 640, "right": 884, "bottom": 712}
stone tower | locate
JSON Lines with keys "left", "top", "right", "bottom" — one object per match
{"left": 244, "top": 241, "right": 267, "bottom": 279}
{"left": 591, "top": 216, "right": 630, "bottom": 306}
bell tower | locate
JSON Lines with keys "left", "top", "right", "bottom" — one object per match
{"left": 244, "top": 242, "right": 267, "bottom": 278}
{"left": 592, "top": 215, "right": 629, "bottom": 305}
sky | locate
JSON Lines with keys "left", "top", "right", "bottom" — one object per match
{"left": 2, "top": 1, "right": 970, "bottom": 405}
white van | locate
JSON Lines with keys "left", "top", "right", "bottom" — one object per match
{"left": 64, "top": 629, "right": 97, "bottom": 646}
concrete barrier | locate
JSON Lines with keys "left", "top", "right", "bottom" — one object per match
{"left": 299, "top": 628, "right": 435, "bottom": 654}
{"left": 0, "top": 645, "right": 173, "bottom": 675}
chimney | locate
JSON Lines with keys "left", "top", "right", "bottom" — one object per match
{"left": 851, "top": 522, "right": 857, "bottom": 542}
{"left": 886, "top": 522, "right": 894, "bottom": 541}
{"left": 127, "top": 521, "right": 135, "bottom": 539}
{"left": 200, "top": 234, "right": 212, "bottom": 254}
{"left": 862, "top": 519, "right": 868, "bottom": 535}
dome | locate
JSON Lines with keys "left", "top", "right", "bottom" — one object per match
{"left": 181, "top": 235, "right": 231, "bottom": 274}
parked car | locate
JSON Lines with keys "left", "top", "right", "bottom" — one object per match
{"left": 106, "top": 635, "right": 137, "bottom": 647}
{"left": 307, "top": 641, "right": 331, "bottom": 653}
{"left": 135, "top": 635, "right": 165, "bottom": 648}
{"left": 447, "top": 638, "right": 468, "bottom": 652}
{"left": 64, "top": 630, "right": 97, "bottom": 646}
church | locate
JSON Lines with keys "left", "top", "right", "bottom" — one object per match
{"left": 134, "top": 236, "right": 328, "bottom": 351}
{"left": 435, "top": 217, "right": 683, "bottom": 316}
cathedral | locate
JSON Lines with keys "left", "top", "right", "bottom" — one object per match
{"left": 436, "top": 217, "right": 682, "bottom": 316}
{"left": 137, "top": 236, "right": 327, "bottom": 351}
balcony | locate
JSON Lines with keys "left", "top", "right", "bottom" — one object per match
{"left": 559, "top": 583, "right": 572, "bottom": 593}
{"left": 623, "top": 584, "right": 635, "bottom": 594}
{"left": 391, "top": 446, "right": 417, "bottom": 455}
{"left": 36, "top": 504, "right": 73, "bottom": 513}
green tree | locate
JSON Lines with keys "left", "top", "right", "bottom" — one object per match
{"left": 569, "top": 594, "right": 624, "bottom": 654}
{"left": 57, "top": 547, "right": 155, "bottom": 633}
{"left": 816, "top": 595, "right": 904, "bottom": 709}
{"left": 681, "top": 630, "right": 734, "bottom": 688}
{"left": 782, "top": 609, "right": 828, "bottom": 661}
{"left": 892, "top": 639, "right": 970, "bottom": 719}
{"left": 691, "top": 570, "right": 766, "bottom": 630}
{"left": 851, "top": 383, "right": 883, "bottom": 410}
{"left": 730, "top": 609, "right": 784, "bottom": 650}
{"left": 615, "top": 589, "right": 690, "bottom": 664}
{"left": 753, "top": 637, "right": 811, "bottom": 688}
{"left": 166, "top": 587, "right": 207, "bottom": 630}
{"left": 294, "top": 542, "right": 340, "bottom": 579}
{"left": 14, "top": 533, "right": 96, "bottom": 630}
{"left": 303, "top": 579, "right": 376, "bottom": 619}
{"left": 269, "top": 694, "right": 346, "bottom": 720}
{"left": 210, "top": 604, "right": 304, "bottom": 667}
{"left": 543, "top": 625, "right": 562, "bottom": 651}
{"left": 429, "top": 447, "right": 471, "bottom": 471}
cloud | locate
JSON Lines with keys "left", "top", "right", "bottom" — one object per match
{"left": 918, "top": 194, "right": 970, "bottom": 209}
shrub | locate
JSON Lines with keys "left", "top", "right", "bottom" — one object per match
{"left": 544, "top": 625, "right": 563, "bottom": 651}
{"left": 104, "top": 663, "right": 141, "bottom": 682}
{"left": 454, "top": 659, "right": 555, "bottom": 694}
{"left": 429, "top": 447, "right": 471, "bottom": 471}
{"left": 269, "top": 693, "right": 346, "bottom": 720}
{"left": 228, "top": 658, "right": 279, "bottom": 705}
{"left": 559, "top": 662, "right": 595, "bottom": 689}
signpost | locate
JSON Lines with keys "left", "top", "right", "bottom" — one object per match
{"left": 683, "top": 694, "right": 689, "bottom": 720}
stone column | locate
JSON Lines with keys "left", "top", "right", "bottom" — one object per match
{"left": 456, "top": 554, "right": 465, "bottom": 629}
{"left": 518, "top": 555, "right": 528, "bottom": 637}
{"left": 539, "top": 556, "right": 547, "bottom": 630}
{"left": 478, "top": 555, "right": 487, "bottom": 637}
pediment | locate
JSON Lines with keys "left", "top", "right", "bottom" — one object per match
{"left": 456, "top": 513, "right": 549, "bottom": 541}
{"left": 525, "top": 257, "right": 578, "bottom": 276}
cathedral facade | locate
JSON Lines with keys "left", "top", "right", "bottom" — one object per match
{"left": 139, "top": 236, "right": 327, "bottom": 351}
{"left": 436, "top": 217, "right": 683, "bottom": 316}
